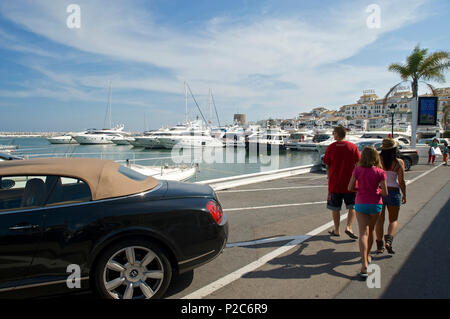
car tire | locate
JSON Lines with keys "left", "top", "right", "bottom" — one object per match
{"left": 403, "top": 158, "right": 412, "bottom": 171}
{"left": 92, "top": 239, "right": 172, "bottom": 299}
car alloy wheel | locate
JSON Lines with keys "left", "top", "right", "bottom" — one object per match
{"left": 95, "top": 241, "right": 172, "bottom": 299}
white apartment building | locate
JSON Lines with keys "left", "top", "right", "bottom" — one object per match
{"left": 342, "top": 90, "right": 412, "bottom": 120}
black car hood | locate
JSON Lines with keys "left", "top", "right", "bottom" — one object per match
{"left": 163, "top": 180, "right": 216, "bottom": 199}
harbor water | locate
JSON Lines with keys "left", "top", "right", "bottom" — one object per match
{"left": 0, "top": 137, "right": 321, "bottom": 182}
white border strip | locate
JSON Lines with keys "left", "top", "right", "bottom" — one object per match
{"left": 224, "top": 201, "right": 327, "bottom": 212}
{"left": 218, "top": 185, "right": 327, "bottom": 193}
{"left": 182, "top": 164, "right": 444, "bottom": 299}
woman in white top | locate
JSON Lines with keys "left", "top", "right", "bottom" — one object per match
{"left": 375, "top": 138, "right": 406, "bottom": 254}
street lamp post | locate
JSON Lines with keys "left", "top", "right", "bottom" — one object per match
{"left": 389, "top": 104, "right": 397, "bottom": 137}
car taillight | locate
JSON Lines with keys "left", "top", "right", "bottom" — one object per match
{"left": 206, "top": 201, "right": 223, "bottom": 225}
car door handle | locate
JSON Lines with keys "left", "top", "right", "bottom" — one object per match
{"left": 8, "top": 224, "right": 40, "bottom": 231}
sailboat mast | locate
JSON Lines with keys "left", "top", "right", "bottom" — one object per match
{"left": 209, "top": 88, "right": 212, "bottom": 126}
{"left": 108, "top": 81, "right": 112, "bottom": 129}
{"left": 184, "top": 81, "right": 188, "bottom": 123}
{"left": 211, "top": 90, "right": 221, "bottom": 127}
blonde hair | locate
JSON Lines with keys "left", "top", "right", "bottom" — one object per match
{"left": 358, "top": 146, "right": 382, "bottom": 168}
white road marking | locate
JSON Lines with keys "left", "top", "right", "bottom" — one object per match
{"left": 182, "top": 164, "right": 444, "bottom": 299}
{"left": 218, "top": 185, "right": 327, "bottom": 193}
{"left": 284, "top": 176, "right": 327, "bottom": 180}
{"left": 226, "top": 235, "right": 311, "bottom": 248}
{"left": 224, "top": 201, "right": 327, "bottom": 212}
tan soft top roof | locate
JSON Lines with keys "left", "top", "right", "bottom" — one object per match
{"left": 0, "top": 158, "right": 159, "bottom": 200}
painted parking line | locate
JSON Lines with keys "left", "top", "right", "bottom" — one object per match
{"left": 218, "top": 185, "right": 327, "bottom": 193}
{"left": 284, "top": 176, "right": 327, "bottom": 180}
{"left": 224, "top": 201, "right": 327, "bottom": 212}
{"left": 226, "top": 234, "right": 311, "bottom": 248}
{"left": 182, "top": 163, "right": 444, "bottom": 299}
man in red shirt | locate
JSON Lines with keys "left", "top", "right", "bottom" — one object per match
{"left": 323, "top": 126, "right": 361, "bottom": 239}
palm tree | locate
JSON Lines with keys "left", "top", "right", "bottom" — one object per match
{"left": 384, "top": 45, "right": 449, "bottom": 145}
{"left": 387, "top": 45, "right": 449, "bottom": 99}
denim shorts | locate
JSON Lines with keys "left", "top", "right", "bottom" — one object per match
{"left": 382, "top": 188, "right": 401, "bottom": 207}
{"left": 355, "top": 204, "right": 383, "bottom": 215}
{"left": 327, "top": 192, "right": 356, "bottom": 211}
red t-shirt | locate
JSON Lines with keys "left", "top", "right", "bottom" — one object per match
{"left": 323, "top": 140, "right": 361, "bottom": 193}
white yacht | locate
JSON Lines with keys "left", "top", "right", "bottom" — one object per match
{"left": 157, "top": 121, "right": 223, "bottom": 149}
{"left": 47, "top": 134, "right": 79, "bottom": 144}
{"left": 159, "top": 129, "right": 224, "bottom": 149}
{"left": 0, "top": 144, "right": 19, "bottom": 152}
{"left": 132, "top": 124, "right": 193, "bottom": 149}
{"left": 315, "top": 134, "right": 362, "bottom": 155}
{"left": 247, "top": 127, "right": 290, "bottom": 151}
{"left": 223, "top": 126, "right": 246, "bottom": 147}
{"left": 111, "top": 136, "right": 135, "bottom": 145}
{"left": 295, "top": 130, "right": 333, "bottom": 151}
{"left": 286, "top": 131, "right": 315, "bottom": 150}
{"left": 127, "top": 163, "right": 197, "bottom": 182}
{"left": 72, "top": 125, "right": 128, "bottom": 145}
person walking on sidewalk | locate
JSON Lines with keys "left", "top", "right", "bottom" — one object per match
{"left": 442, "top": 141, "right": 448, "bottom": 165}
{"left": 375, "top": 138, "right": 406, "bottom": 255}
{"left": 323, "top": 125, "right": 361, "bottom": 239}
{"left": 428, "top": 138, "right": 439, "bottom": 164}
{"left": 348, "top": 146, "right": 388, "bottom": 277}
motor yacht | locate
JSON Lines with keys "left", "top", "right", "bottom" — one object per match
{"left": 157, "top": 121, "right": 223, "bottom": 149}
{"left": 72, "top": 125, "right": 128, "bottom": 145}
{"left": 132, "top": 124, "right": 193, "bottom": 149}
{"left": 246, "top": 127, "right": 290, "bottom": 151}
{"left": 47, "top": 134, "right": 79, "bottom": 144}
{"left": 127, "top": 163, "right": 197, "bottom": 182}
{"left": 0, "top": 144, "right": 19, "bottom": 152}
{"left": 111, "top": 136, "right": 135, "bottom": 145}
{"left": 286, "top": 131, "right": 315, "bottom": 150}
{"left": 223, "top": 126, "right": 246, "bottom": 148}
{"left": 294, "top": 130, "right": 333, "bottom": 151}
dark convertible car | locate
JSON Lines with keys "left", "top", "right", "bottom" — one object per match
{"left": 0, "top": 158, "right": 228, "bottom": 299}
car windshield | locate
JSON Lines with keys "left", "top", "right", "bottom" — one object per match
{"left": 118, "top": 166, "right": 148, "bottom": 181}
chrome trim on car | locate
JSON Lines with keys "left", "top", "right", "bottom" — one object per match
{"left": 0, "top": 182, "right": 163, "bottom": 216}
{"left": 0, "top": 277, "right": 90, "bottom": 293}
{"left": 178, "top": 250, "right": 216, "bottom": 265}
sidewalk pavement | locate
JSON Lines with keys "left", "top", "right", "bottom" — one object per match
{"left": 336, "top": 176, "right": 450, "bottom": 299}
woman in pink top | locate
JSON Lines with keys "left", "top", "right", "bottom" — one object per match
{"left": 348, "top": 146, "right": 388, "bottom": 277}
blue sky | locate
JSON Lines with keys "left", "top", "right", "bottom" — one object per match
{"left": 0, "top": 0, "right": 449, "bottom": 132}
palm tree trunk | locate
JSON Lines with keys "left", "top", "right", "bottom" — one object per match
{"left": 410, "top": 78, "right": 419, "bottom": 147}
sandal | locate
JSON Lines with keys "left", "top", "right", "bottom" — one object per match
{"left": 345, "top": 230, "right": 358, "bottom": 240}
{"left": 384, "top": 235, "right": 395, "bottom": 254}
{"left": 359, "top": 269, "right": 368, "bottom": 278}
{"left": 376, "top": 240, "right": 385, "bottom": 254}
{"left": 328, "top": 230, "right": 340, "bottom": 237}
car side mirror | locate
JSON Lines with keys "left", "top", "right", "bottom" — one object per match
{"left": 1, "top": 179, "right": 15, "bottom": 189}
